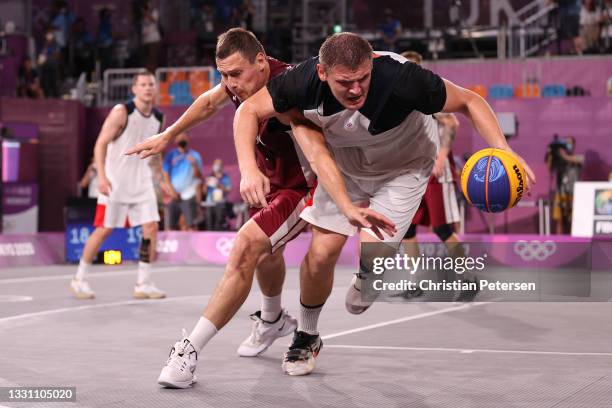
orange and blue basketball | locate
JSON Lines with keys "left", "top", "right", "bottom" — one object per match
{"left": 460, "top": 148, "right": 526, "bottom": 213}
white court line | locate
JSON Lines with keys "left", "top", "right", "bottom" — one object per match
{"left": 0, "top": 266, "right": 215, "bottom": 285}
{"left": 321, "top": 302, "right": 490, "bottom": 340}
{"left": 325, "top": 344, "right": 612, "bottom": 357}
{"left": 0, "top": 294, "right": 211, "bottom": 325}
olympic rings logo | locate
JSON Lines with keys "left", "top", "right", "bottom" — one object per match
{"left": 513, "top": 240, "right": 556, "bottom": 261}
{"left": 215, "top": 237, "right": 236, "bottom": 257}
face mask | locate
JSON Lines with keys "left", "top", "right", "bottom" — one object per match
{"left": 177, "top": 141, "right": 187, "bottom": 149}
{"left": 212, "top": 164, "right": 221, "bottom": 173}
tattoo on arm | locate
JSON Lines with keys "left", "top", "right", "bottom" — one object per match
{"left": 148, "top": 154, "right": 164, "bottom": 184}
{"left": 440, "top": 125, "right": 456, "bottom": 150}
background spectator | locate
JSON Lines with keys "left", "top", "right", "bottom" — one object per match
{"left": 193, "top": 3, "right": 216, "bottom": 64}
{"left": 38, "top": 29, "right": 61, "bottom": 98}
{"left": 378, "top": 8, "right": 402, "bottom": 52}
{"left": 17, "top": 57, "right": 44, "bottom": 99}
{"left": 546, "top": 135, "right": 584, "bottom": 234}
{"left": 163, "top": 133, "right": 203, "bottom": 231}
{"left": 580, "top": 0, "right": 603, "bottom": 53}
{"left": 96, "top": 8, "right": 115, "bottom": 74}
{"left": 556, "top": 0, "right": 583, "bottom": 54}
{"left": 140, "top": 0, "right": 162, "bottom": 72}
{"left": 70, "top": 17, "right": 95, "bottom": 79}
{"left": 205, "top": 158, "right": 231, "bottom": 231}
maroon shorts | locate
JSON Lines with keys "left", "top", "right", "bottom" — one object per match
{"left": 249, "top": 188, "right": 313, "bottom": 252}
{"left": 411, "top": 178, "right": 461, "bottom": 228}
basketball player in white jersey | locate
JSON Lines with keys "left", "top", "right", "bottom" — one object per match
{"left": 235, "top": 33, "right": 535, "bottom": 375}
{"left": 70, "top": 70, "right": 170, "bottom": 299}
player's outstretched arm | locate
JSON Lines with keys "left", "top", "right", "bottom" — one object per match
{"left": 441, "top": 79, "right": 536, "bottom": 190}
{"left": 125, "top": 84, "right": 230, "bottom": 158}
{"left": 94, "top": 104, "right": 127, "bottom": 195}
{"left": 233, "top": 86, "right": 278, "bottom": 208}
{"left": 289, "top": 114, "right": 396, "bottom": 240}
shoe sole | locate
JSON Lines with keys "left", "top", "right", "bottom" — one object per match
{"left": 133, "top": 293, "right": 166, "bottom": 299}
{"left": 345, "top": 302, "right": 370, "bottom": 315}
{"left": 282, "top": 354, "right": 317, "bottom": 376}
{"left": 237, "top": 318, "right": 298, "bottom": 357}
{"left": 158, "top": 375, "right": 197, "bottom": 389}
{"left": 69, "top": 286, "right": 95, "bottom": 299}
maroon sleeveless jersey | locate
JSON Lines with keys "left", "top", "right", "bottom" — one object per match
{"left": 226, "top": 57, "right": 313, "bottom": 192}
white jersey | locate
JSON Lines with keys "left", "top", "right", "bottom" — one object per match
{"left": 267, "top": 51, "right": 446, "bottom": 182}
{"left": 104, "top": 101, "right": 163, "bottom": 203}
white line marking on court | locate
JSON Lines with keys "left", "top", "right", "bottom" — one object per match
{"left": 0, "top": 294, "right": 211, "bottom": 325}
{"left": 0, "top": 295, "right": 33, "bottom": 302}
{"left": 0, "top": 266, "right": 215, "bottom": 285}
{"left": 325, "top": 344, "right": 612, "bottom": 357}
{"left": 321, "top": 302, "right": 490, "bottom": 340}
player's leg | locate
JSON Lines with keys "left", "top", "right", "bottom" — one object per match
{"left": 128, "top": 198, "right": 165, "bottom": 299}
{"left": 70, "top": 196, "right": 119, "bottom": 299}
{"left": 429, "top": 181, "right": 479, "bottom": 301}
{"left": 282, "top": 226, "right": 347, "bottom": 376}
{"left": 237, "top": 189, "right": 311, "bottom": 357}
{"left": 157, "top": 219, "right": 274, "bottom": 388}
{"left": 236, "top": 247, "right": 297, "bottom": 357}
{"left": 345, "top": 170, "right": 430, "bottom": 314}
{"left": 282, "top": 183, "right": 361, "bottom": 375}
{"left": 133, "top": 220, "right": 167, "bottom": 299}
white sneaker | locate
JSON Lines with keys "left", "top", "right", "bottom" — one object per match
{"left": 158, "top": 330, "right": 198, "bottom": 388}
{"left": 345, "top": 274, "right": 377, "bottom": 314}
{"left": 237, "top": 310, "right": 297, "bottom": 357}
{"left": 70, "top": 278, "right": 95, "bottom": 299}
{"left": 133, "top": 282, "right": 166, "bottom": 299}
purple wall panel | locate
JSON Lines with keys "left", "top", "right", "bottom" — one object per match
{"left": 0, "top": 97, "right": 85, "bottom": 231}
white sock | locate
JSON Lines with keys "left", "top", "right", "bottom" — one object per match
{"left": 188, "top": 317, "right": 218, "bottom": 352}
{"left": 75, "top": 259, "right": 91, "bottom": 280}
{"left": 298, "top": 301, "right": 324, "bottom": 335}
{"left": 260, "top": 293, "right": 282, "bottom": 322}
{"left": 137, "top": 261, "right": 151, "bottom": 284}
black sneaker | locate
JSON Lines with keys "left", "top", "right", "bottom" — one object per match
{"left": 281, "top": 330, "right": 323, "bottom": 376}
{"left": 390, "top": 287, "right": 425, "bottom": 300}
{"left": 454, "top": 278, "right": 480, "bottom": 302}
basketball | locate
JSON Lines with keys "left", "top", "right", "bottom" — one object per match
{"left": 461, "top": 148, "right": 526, "bottom": 213}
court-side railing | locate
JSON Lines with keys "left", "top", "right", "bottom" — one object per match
{"left": 460, "top": 199, "right": 551, "bottom": 236}
{"left": 101, "top": 66, "right": 220, "bottom": 107}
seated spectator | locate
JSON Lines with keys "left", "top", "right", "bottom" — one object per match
{"left": 17, "top": 57, "right": 44, "bottom": 99}
{"left": 163, "top": 133, "right": 203, "bottom": 231}
{"left": 378, "top": 8, "right": 402, "bottom": 52}
{"left": 205, "top": 158, "right": 231, "bottom": 231}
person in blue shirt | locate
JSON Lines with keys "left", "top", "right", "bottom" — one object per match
{"left": 378, "top": 8, "right": 402, "bottom": 52}
{"left": 205, "top": 158, "right": 232, "bottom": 230}
{"left": 162, "top": 133, "right": 203, "bottom": 230}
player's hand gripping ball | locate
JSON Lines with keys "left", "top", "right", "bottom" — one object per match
{"left": 461, "top": 148, "right": 526, "bottom": 213}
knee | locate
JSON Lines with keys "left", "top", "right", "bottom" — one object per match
{"left": 142, "top": 222, "right": 158, "bottom": 237}
{"left": 305, "top": 244, "right": 340, "bottom": 275}
{"left": 98, "top": 227, "right": 113, "bottom": 239}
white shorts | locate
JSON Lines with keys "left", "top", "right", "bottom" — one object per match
{"left": 300, "top": 169, "right": 430, "bottom": 245}
{"left": 94, "top": 194, "right": 160, "bottom": 228}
